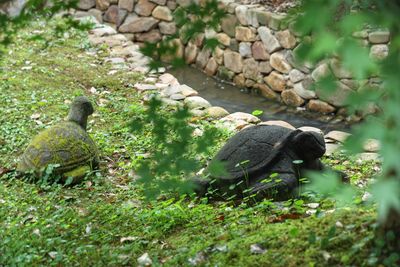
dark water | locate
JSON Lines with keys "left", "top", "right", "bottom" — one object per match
{"left": 168, "top": 66, "right": 349, "bottom": 133}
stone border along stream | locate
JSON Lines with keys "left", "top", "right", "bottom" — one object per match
{"left": 73, "top": 11, "right": 381, "bottom": 162}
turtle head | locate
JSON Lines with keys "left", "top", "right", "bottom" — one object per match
{"left": 67, "top": 96, "right": 94, "bottom": 131}
{"left": 292, "top": 130, "right": 326, "bottom": 162}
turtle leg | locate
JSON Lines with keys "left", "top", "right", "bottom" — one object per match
{"left": 247, "top": 173, "right": 299, "bottom": 201}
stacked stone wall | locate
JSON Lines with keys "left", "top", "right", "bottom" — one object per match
{"left": 76, "top": 0, "right": 390, "bottom": 114}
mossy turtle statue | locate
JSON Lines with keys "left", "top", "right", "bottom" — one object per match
{"left": 17, "top": 96, "right": 99, "bottom": 184}
{"left": 195, "top": 124, "right": 335, "bottom": 201}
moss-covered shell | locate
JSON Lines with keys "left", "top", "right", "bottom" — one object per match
{"left": 17, "top": 121, "right": 99, "bottom": 178}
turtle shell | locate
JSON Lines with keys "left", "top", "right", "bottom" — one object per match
{"left": 17, "top": 121, "right": 99, "bottom": 177}
{"left": 209, "top": 125, "right": 300, "bottom": 180}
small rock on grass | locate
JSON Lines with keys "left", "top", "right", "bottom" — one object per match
{"left": 250, "top": 244, "right": 266, "bottom": 254}
{"left": 137, "top": 252, "right": 152, "bottom": 266}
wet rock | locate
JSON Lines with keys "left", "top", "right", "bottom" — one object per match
{"left": 306, "top": 99, "right": 336, "bottom": 114}
{"left": 119, "top": 17, "right": 158, "bottom": 33}
{"left": 159, "top": 21, "right": 176, "bottom": 35}
{"left": 205, "top": 58, "right": 218, "bottom": 76}
{"left": 184, "top": 96, "right": 211, "bottom": 109}
{"left": 368, "top": 30, "right": 390, "bottom": 44}
{"left": 233, "top": 73, "right": 246, "bottom": 87}
{"left": 259, "top": 61, "right": 272, "bottom": 74}
{"left": 264, "top": 71, "right": 286, "bottom": 92}
{"left": 216, "top": 33, "right": 231, "bottom": 46}
{"left": 293, "top": 80, "right": 316, "bottom": 99}
{"left": 243, "top": 58, "right": 259, "bottom": 80}
{"left": 370, "top": 44, "right": 389, "bottom": 60}
{"left": 276, "top": 29, "right": 296, "bottom": 49}
{"left": 78, "top": 0, "right": 96, "bottom": 10}
{"left": 119, "top": 0, "right": 134, "bottom": 11}
{"left": 325, "top": 130, "right": 351, "bottom": 143}
{"left": 258, "top": 26, "right": 281, "bottom": 53}
{"left": 235, "top": 26, "right": 256, "bottom": 42}
{"left": 221, "top": 14, "right": 238, "bottom": 37}
{"left": 103, "top": 5, "right": 119, "bottom": 24}
{"left": 218, "top": 66, "right": 235, "bottom": 80}
{"left": 298, "top": 126, "right": 323, "bottom": 135}
{"left": 223, "top": 112, "right": 260, "bottom": 124}
{"left": 239, "top": 42, "right": 252, "bottom": 58}
{"left": 289, "top": 69, "right": 305, "bottom": 83}
{"left": 254, "top": 84, "right": 280, "bottom": 101}
{"left": 281, "top": 89, "right": 305, "bottom": 107}
{"left": 259, "top": 120, "right": 295, "bottom": 129}
{"left": 196, "top": 47, "right": 211, "bottom": 69}
{"left": 251, "top": 41, "right": 269, "bottom": 60}
{"left": 235, "top": 5, "right": 248, "bottom": 25}
{"left": 134, "top": 0, "right": 156, "bottom": 16}
{"left": 185, "top": 42, "right": 198, "bottom": 64}
{"left": 152, "top": 6, "right": 172, "bottom": 21}
{"left": 206, "top": 106, "right": 230, "bottom": 118}
{"left": 270, "top": 51, "right": 292, "bottom": 74}
{"left": 224, "top": 50, "right": 243, "bottom": 73}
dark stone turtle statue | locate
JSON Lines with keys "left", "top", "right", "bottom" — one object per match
{"left": 194, "top": 124, "right": 336, "bottom": 201}
{"left": 17, "top": 96, "right": 99, "bottom": 183}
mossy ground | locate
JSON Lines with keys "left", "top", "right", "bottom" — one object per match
{"left": 0, "top": 19, "right": 380, "bottom": 266}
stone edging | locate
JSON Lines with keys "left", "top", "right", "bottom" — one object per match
{"left": 81, "top": 15, "right": 381, "bottom": 161}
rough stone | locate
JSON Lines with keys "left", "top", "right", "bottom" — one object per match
{"left": 119, "top": 0, "right": 134, "bottom": 11}
{"left": 259, "top": 120, "right": 295, "bottom": 130}
{"left": 239, "top": 42, "right": 252, "bottom": 58}
{"left": 78, "top": 0, "right": 96, "bottom": 10}
{"left": 268, "top": 13, "right": 285, "bottom": 30}
{"left": 205, "top": 28, "right": 217, "bottom": 39}
{"left": 311, "top": 63, "right": 330, "bottom": 81}
{"left": 221, "top": 14, "right": 238, "bottom": 37}
{"left": 316, "top": 81, "right": 353, "bottom": 107}
{"left": 257, "top": 26, "right": 281, "bottom": 53}
{"left": 356, "top": 153, "right": 380, "bottom": 162}
{"left": 281, "top": 89, "right": 305, "bottom": 107}
{"left": 276, "top": 30, "right": 296, "bottom": 49}
{"left": 150, "top": 0, "right": 167, "bottom": 5}
{"left": 90, "top": 25, "right": 117, "bottom": 37}
{"left": 205, "top": 58, "right": 219, "bottom": 76}
{"left": 223, "top": 112, "right": 260, "bottom": 124}
{"left": 228, "top": 39, "right": 239, "bottom": 52}
{"left": 88, "top": 8, "right": 103, "bottom": 23}
{"left": 245, "top": 79, "right": 255, "bottom": 87}
{"left": 255, "top": 10, "right": 271, "bottom": 26}
{"left": 363, "top": 139, "right": 380, "bottom": 152}
{"left": 330, "top": 59, "right": 352, "bottom": 79}
{"left": 218, "top": 66, "right": 235, "bottom": 80}
{"left": 224, "top": 50, "right": 243, "bottom": 73}
{"left": 196, "top": 48, "right": 211, "bottom": 69}
{"left": 216, "top": 33, "right": 231, "bottom": 46}
{"left": 166, "top": 0, "right": 177, "bottom": 10}
{"left": 264, "top": 71, "right": 285, "bottom": 92}
{"left": 352, "top": 30, "right": 368, "bottom": 39}
{"left": 213, "top": 46, "right": 224, "bottom": 65}
{"left": 235, "top": 26, "right": 256, "bottom": 42}
{"left": 298, "top": 126, "right": 323, "bottom": 136}
{"left": 325, "top": 130, "right": 351, "bottom": 143}
{"left": 325, "top": 143, "right": 341, "bottom": 156}
{"left": 159, "top": 21, "right": 176, "bottom": 35}
{"left": 184, "top": 42, "right": 198, "bottom": 64}
{"left": 159, "top": 73, "right": 179, "bottom": 85}
{"left": 289, "top": 69, "right": 305, "bottom": 83}
{"left": 254, "top": 84, "right": 280, "bottom": 101}
{"left": 118, "top": 9, "right": 128, "bottom": 26}
{"left": 247, "top": 7, "right": 260, "bottom": 27}
{"left": 293, "top": 80, "right": 315, "bottom": 99}
{"left": 96, "top": 0, "right": 110, "bottom": 10}
{"left": 152, "top": 6, "right": 172, "bottom": 21}
{"left": 119, "top": 17, "right": 158, "bottom": 33}
{"left": 176, "top": 0, "right": 193, "bottom": 7}
{"left": 259, "top": 61, "right": 272, "bottom": 74}
{"left": 103, "top": 5, "right": 119, "bottom": 24}
{"left": 179, "top": 84, "right": 198, "bottom": 97}
{"left": 306, "top": 100, "right": 336, "bottom": 114}
{"left": 184, "top": 96, "right": 211, "bottom": 109}
{"left": 135, "top": 29, "right": 162, "bottom": 43}
{"left": 370, "top": 44, "right": 389, "bottom": 60}
{"left": 235, "top": 5, "right": 248, "bottom": 26}
{"left": 206, "top": 106, "right": 229, "bottom": 118}
{"left": 251, "top": 41, "right": 269, "bottom": 60}
{"left": 270, "top": 51, "right": 292, "bottom": 74}
{"left": 368, "top": 30, "right": 390, "bottom": 44}
{"left": 134, "top": 0, "right": 156, "bottom": 16}
{"left": 243, "top": 58, "right": 259, "bottom": 80}
{"left": 233, "top": 73, "right": 246, "bottom": 87}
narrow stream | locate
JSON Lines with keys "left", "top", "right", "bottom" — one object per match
{"left": 168, "top": 66, "right": 350, "bottom": 133}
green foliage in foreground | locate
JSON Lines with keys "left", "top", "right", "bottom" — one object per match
{"left": 0, "top": 19, "right": 382, "bottom": 266}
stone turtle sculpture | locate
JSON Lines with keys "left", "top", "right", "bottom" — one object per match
{"left": 195, "top": 124, "right": 334, "bottom": 201}
{"left": 17, "top": 96, "right": 99, "bottom": 183}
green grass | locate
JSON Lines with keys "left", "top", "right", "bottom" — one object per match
{"left": 0, "top": 19, "right": 380, "bottom": 266}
